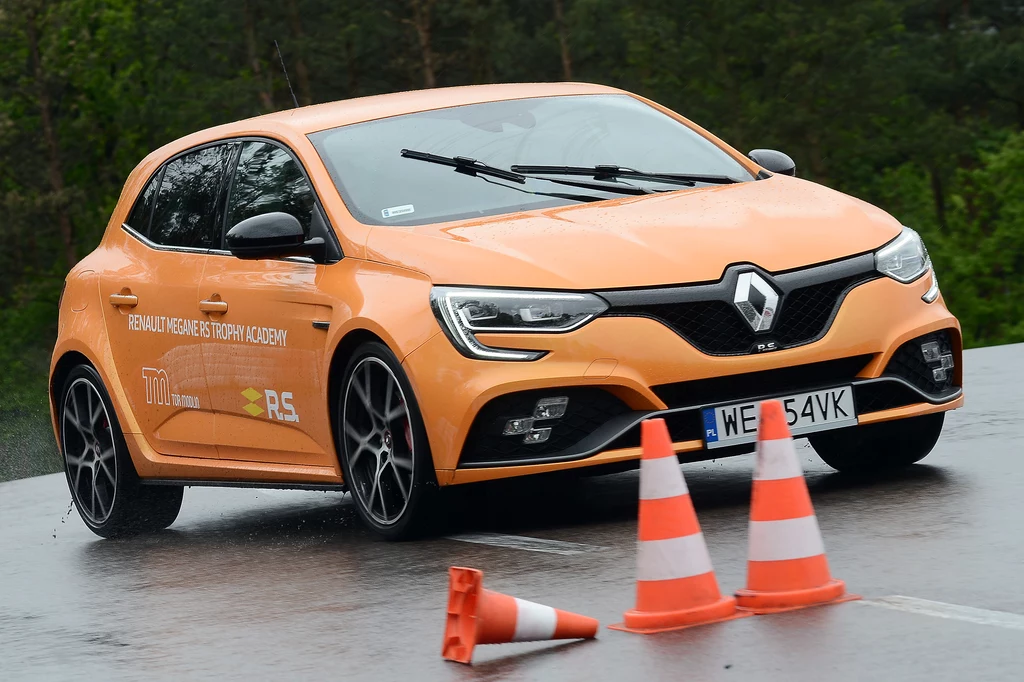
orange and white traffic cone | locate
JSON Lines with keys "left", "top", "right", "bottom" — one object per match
{"left": 735, "top": 400, "right": 860, "bottom": 614}
{"left": 442, "top": 566, "right": 598, "bottom": 664}
{"left": 610, "top": 418, "right": 749, "bottom": 633}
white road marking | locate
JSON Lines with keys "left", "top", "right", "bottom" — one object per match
{"left": 861, "top": 596, "right": 1024, "bottom": 632}
{"left": 446, "top": 533, "right": 602, "bottom": 556}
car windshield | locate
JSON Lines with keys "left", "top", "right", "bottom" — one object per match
{"left": 308, "top": 94, "right": 754, "bottom": 226}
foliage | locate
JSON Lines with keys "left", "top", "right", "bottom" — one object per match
{"left": 1, "top": 0, "right": 1023, "bottom": 478}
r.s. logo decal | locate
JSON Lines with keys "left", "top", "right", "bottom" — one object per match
{"left": 241, "top": 387, "right": 299, "bottom": 423}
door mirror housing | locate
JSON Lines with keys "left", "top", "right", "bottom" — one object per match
{"left": 226, "top": 212, "right": 325, "bottom": 261}
{"left": 748, "top": 149, "right": 796, "bottom": 177}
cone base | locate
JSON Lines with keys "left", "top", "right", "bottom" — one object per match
{"left": 736, "top": 579, "right": 861, "bottom": 614}
{"left": 608, "top": 596, "right": 751, "bottom": 634}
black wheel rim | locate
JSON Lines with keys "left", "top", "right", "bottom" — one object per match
{"left": 342, "top": 357, "right": 415, "bottom": 526}
{"left": 62, "top": 377, "right": 118, "bottom": 525}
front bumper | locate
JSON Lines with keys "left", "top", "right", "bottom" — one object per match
{"left": 402, "top": 271, "right": 962, "bottom": 485}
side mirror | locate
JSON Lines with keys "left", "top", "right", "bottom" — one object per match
{"left": 226, "top": 212, "right": 325, "bottom": 260}
{"left": 748, "top": 149, "right": 796, "bottom": 177}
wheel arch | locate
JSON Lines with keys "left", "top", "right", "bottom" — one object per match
{"left": 51, "top": 350, "right": 93, "bottom": 410}
{"left": 49, "top": 350, "right": 96, "bottom": 443}
{"left": 49, "top": 343, "right": 139, "bottom": 453}
{"left": 326, "top": 328, "right": 388, "bottom": 469}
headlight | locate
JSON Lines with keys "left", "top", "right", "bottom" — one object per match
{"left": 875, "top": 226, "right": 931, "bottom": 283}
{"left": 430, "top": 287, "right": 609, "bottom": 361}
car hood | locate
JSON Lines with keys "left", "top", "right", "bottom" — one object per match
{"left": 363, "top": 174, "right": 902, "bottom": 289}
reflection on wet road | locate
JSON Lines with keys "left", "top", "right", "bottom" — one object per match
{"left": 2, "top": 344, "right": 1023, "bottom": 681}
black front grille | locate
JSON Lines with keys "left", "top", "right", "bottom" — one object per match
{"left": 652, "top": 355, "right": 874, "bottom": 409}
{"left": 610, "top": 273, "right": 874, "bottom": 355}
{"left": 774, "top": 276, "right": 863, "bottom": 346}
{"left": 459, "top": 387, "right": 633, "bottom": 466}
{"left": 631, "top": 300, "right": 754, "bottom": 355}
{"left": 604, "top": 411, "right": 703, "bottom": 451}
{"left": 884, "top": 330, "right": 956, "bottom": 394}
{"left": 853, "top": 381, "right": 923, "bottom": 413}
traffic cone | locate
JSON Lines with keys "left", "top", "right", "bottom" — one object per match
{"left": 609, "top": 418, "right": 749, "bottom": 633}
{"left": 735, "top": 400, "right": 860, "bottom": 613}
{"left": 442, "top": 566, "right": 598, "bottom": 664}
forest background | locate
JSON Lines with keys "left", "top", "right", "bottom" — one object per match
{"left": 2, "top": 0, "right": 1022, "bottom": 479}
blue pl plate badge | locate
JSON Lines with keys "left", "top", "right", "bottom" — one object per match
{"left": 702, "top": 408, "right": 719, "bottom": 444}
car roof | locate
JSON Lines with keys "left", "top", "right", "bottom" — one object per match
{"left": 156, "top": 82, "right": 625, "bottom": 158}
{"left": 257, "top": 81, "right": 625, "bottom": 134}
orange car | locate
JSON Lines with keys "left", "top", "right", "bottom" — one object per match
{"left": 50, "top": 82, "right": 962, "bottom": 539}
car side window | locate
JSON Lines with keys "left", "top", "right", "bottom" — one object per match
{"left": 226, "top": 141, "right": 314, "bottom": 240}
{"left": 125, "top": 170, "right": 161, "bottom": 236}
{"left": 149, "top": 144, "right": 235, "bottom": 249}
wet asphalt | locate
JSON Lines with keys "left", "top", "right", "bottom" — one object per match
{"left": 2, "top": 344, "right": 1023, "bottom": 681}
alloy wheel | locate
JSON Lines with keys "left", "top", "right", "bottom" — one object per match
{"left": 62, "top": 377, "right": 118, "bottom": 525}
{"left": 342, "top": 357, "right": 416, "bottom": 526}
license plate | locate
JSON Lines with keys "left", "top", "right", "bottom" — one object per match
{"left": 702, "top": 386, "right": 857, "bottom": 449}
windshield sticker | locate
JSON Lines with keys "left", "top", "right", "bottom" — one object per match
{"left": 382, "top": 204, "right": 414, "bottom": 219}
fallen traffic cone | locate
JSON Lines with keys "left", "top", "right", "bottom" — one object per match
{"left": 735, "top": 400, "right": 860, "bottom": 613}
{"left": 442, "top": 566, "right": 598, "bottom": 664}
{"left": 610, "top": 418, "right": 749, "bottom": 633}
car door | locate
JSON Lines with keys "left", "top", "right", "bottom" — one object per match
{"left": 199, "top": 139, "right": 336, "bottom": 465}
{"left": 100, "top": 143, "right": 236, "bottom": 459}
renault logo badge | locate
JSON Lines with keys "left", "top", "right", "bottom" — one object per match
{"left": 733, "top": 272, "right": 779, "bottom": 332}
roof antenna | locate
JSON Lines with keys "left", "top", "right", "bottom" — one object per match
{"left": 274, "top": 39, "right": 300, "bottom": 108}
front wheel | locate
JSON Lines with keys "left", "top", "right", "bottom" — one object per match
{"left": 809, "top": 412, "right": 945, "bottom": 474}
{"left": 60, "top": 365, "right": 183, "bottom": 538}
{"left": 337, "top": 342, "right": 437, "bottom": 539}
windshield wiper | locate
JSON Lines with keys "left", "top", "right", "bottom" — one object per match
{"left": 400, "top": 149, "right": 656, "bottom": 197}
{"left": 400, "top": 149, "right": 526, "bottom": 183}
{"left": 510, "top": 164, "right": 740, "bottom": 186}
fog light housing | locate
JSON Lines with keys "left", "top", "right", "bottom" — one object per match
{"left": 503, "top": 418, "right": 535, "bottom": 436}
{"left": 502, "top": 396, "right": 570, "bottom": 445}
{"left": 921, "top": 341, "right": 954, "bottom": 383}
{"left": 534, "top": 396, "right": 569, "bottom": 420}
{"left": 523, "top": 428, "right": 552, "bottom": 444}
{"left": 920, "top": 341, "right": 942, "bottom": 363}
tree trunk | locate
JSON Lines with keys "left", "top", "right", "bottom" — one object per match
{"left": 552, "top": 0, "right": 573, "bottom": 80}
{"left": 286, "top": 0, "right": 314, "bottom": 105}
{"left": 408, "top": 0, "right": 437, "bottom": 88}
{"left": 243, "top": 0, "right": 274, "bottom": 111}
{"left": 26, "top": 7, "right": 76, "bottom": 269}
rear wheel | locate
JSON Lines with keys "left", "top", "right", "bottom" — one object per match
{"left": 337, "top": 342, "right": 437, "bottom": 539}
{"left": 809, "top": 412, "right": 945, "bottom": 474}
{"left": 60, "top": 365, "right": 183, "bottom": 538}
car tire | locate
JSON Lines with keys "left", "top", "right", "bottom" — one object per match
{"left": 60, "top": 364, "right": 183, "bottom": 538}
{"left": 336, "top": 341, "right": 438, "bottom": 540}
{"left": 808, "top": 412, "right": 945, "bottom": 474}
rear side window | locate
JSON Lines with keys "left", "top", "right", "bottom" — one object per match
{"left": 149, "top": 144, "right": 235, "bottom": 249}
{"left": 126, "top": 171, "right": 161, "bottom": 235}
{"left": 226, "top": 141, "right": 314, "bottom": 239}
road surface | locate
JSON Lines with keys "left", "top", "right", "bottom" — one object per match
{"left": 2, "top": 344, "right": 1022, "bottom": 680}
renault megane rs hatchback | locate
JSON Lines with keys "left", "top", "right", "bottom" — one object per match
{"left": 50, "top": 82, "right": 962, "bottom": 539}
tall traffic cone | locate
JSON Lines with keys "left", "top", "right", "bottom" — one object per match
{"left": 442, "top": 567, "right": 598, "bottom": 664}
{"left": 609, "top": 418, "right": 749, "bottom": 633}
{"left": 735, "top": 400, "right": 860, "bottom": 613}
